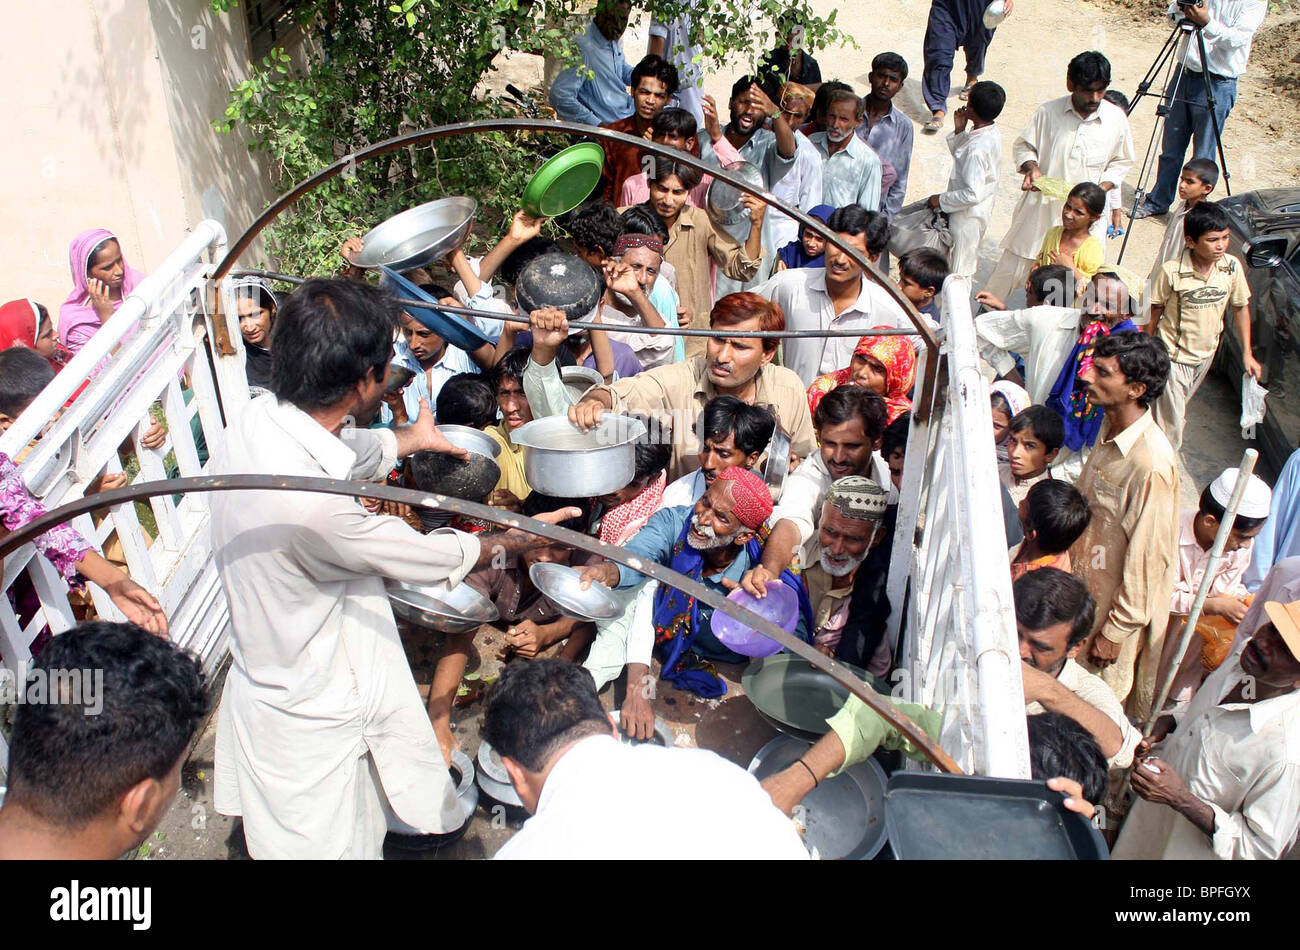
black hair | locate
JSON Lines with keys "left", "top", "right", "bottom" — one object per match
{"left": 814, "top": 385, "right": 888, "bottom": 444}
{"left": 1066, "top": 50, "right": 1111, "bottom": 88}
{"left": 871, "top": 51, "right": 909, "bottom": 81}
{"left": 5, "top": 621, "right": 207, "bottom": 828}
{"left": 1023, "top": 479, "right": 1092, "bottom": 557}
{"left": 565, "top": 202, "right": 627, "bottom": 258}
{"left": 34, "top": 302, "right": 51, "bottom": 333}
{"left": 699, "top": 394, "right": 777, "bottom": 458}
{"left": 898, "top": 247, "right": 950, "bottom": 292}
{"left": 1091, "top": 331, "right": 1170, "bottom": 407}
{"left": 234, "top": 283, "right": 277, "bottom": 313}
{"left": 811, "top": 80, "right": 853, "bottom": 120}
{"left": 730, "top": 73, "right": 781, "bottom": 105}
{"left": 644, "top": 155, "right": 703, "bottom": 191}
{"left": 826, "top": 87, "right": 865, "bottom": 118}
{"left": 416, "top": 282, "right": 455, "bottom": 300}
{"left": 881, "top": 412, "right": 910, "bottom": 459}
{"left": 624, "top": 410, "right": 672, "bottom": 484}
{"left": 1009, "top": 404, "right": 1065, "bottom": 453}
{"left": 483, "top": 658, "right": 609, "bottom": 773}
{"left": 1198, "top": 482, "right": 1267, "bottom": 533}
{"left": 270, "top": 278, "right": 398, "bottom": 411}
{"left": 0, "top": 346, "right": 56, "bottom": 419}
{"left": 827, "top": 205, "right": 891, "bottom": 257}
{"left": 1027, "top": 711, "right": 1109, "bottom": 806}
{"left": 499, "top": 236, "right": 561, "bottom": 287}
{"left": 652, "top": 107, "right": 698, "bottom": 140}
{"left": 1182, "top": 158, "right": 1219, "bottom": 190}
{"left": 87, "top": 237, "right": 119, "bottom": 274}
{"left": 435, "top": 372, "right": 497, "bottom": 429}
{"left": 631, "top": 53, "right": 680, "bottom": 96}
{"left": 1088, "top": 267, "right": 1138, "bottom": 316}
{"left": 1014, "top": 565, "right": 1096, "bottom": 647}
{"left": 1068, "top": 181, "right": 1108, "bottom": 217}
{"left": 621, "top": 203, "right": 670, "bottom": 242}
{"left": 968, "top": 80, "right": 1006, "bottom": 122}
{"left": 1102, "top": 88, "right": 1130, "bottom": 112}
{"left": 493, "top": 347, "right": 532, "bottom": 393}
{"left": 1027, "top": 264, "right": 1075, "bottom": 307}
{"left": 521, "top": 490, "right": 590, "bottom": 533}
{"left": 1184, "top": 201, "right": 1231, "bottom": 243}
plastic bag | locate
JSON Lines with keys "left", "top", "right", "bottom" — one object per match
{"left": 1240, "top": 373, "right": 1268, "bottom": 439}
{"left": 1033, "top": 176, "right": 1073, "bottom": 201}
{"left": 887, "top": 200, "right": 953, "bottom": 258}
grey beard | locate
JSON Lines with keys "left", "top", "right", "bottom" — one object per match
{"left": 687, "top": 517, "right": 737, "bottom": 550}
{"left": 819, "top": 550, "right": 866, "bottom": 577}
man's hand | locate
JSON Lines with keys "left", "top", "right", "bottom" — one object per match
{"left": 381, "top": 390, "right": 409, "bottom": 426}
{"left": 340, "top": 237, "right": 364, "bottom": 266}
{"left": 1020, "top": 161, "right": 1042, "bottom": 192}
{"left": 104, "top": 577, "right": 169, "bottom": 638}
{"left": 1085, "top": 632, "right": 1123, "bottom": 668}
{"left": 508, "top": 210, "right": 546, "bottom": 244}
{"left": 1244, "top": 353, "right": 1263, "bottom": 380}
{"left": 1181, "top": 1, "right": 1210, "bottom": 28}
{"left": 676, "top": 304, "right": 691, "bottom": 329}
{"left": 702, "top": 94, "right": 724, "bottom": 142}
{"left": 568, "top": 398, "right": 607, "bottom": 432}
{"left": 603, "top": 259, "right": 644, "bottom": 300}
{"left": 488, "top": 488, "right": 524, "bottom": 512}
{"left": 505, "top": 619, "right": 546, "bottom": 658}
{"left": 740, "top": 564, "right": 774, "bottom": 598}
{"left": 1204, "top": 596, "right": 1250, "bottom": 624}
{"left": 621, "top": 668, "right": 656, "bottom": 741}
{"left": 529, "top": 306, "right": 570, "bottom": 365}
{"left": 140, "top": 420, "right": 167, "bottom": 451}
{"left": 398, "top": 398, "right": 469, "bottom": 460}
{"left": 87, "top": 278, "right": 115, "bottom": 321}
{"left": 1131, "top": 755, "right": 1193, "bottom": 807}
{"left": 1046, "top": 776, "right": 1093, "bottom": 819}
{"left": 578, "top": 560, "right": 620, "bottom": 590}
{"left": 1019, "top": 661, "right": 1055, "bottom": 705}
{"left": 1135, "top": 715, "right": 1177, "bottom": 760}
{"left": 739, "top": 192, "right": 767, "bottom": 224}
{"left": 747, "top": 82, "right": 779, "bottom": 120}
{"left": 87, "top": 470, "right": 129, "bottom": 496}
{"left": 927, "top": 194, "right": 942, "bottom": 209}
{"left": 761, "top": 765, "right": 816, "bottom": 817}
{"left": 975, "top": 290, "right": 1007, "bottom": 311}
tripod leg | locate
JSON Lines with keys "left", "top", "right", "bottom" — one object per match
{"left": 1195, "top": 28, "right": 1232, "bottom": 196}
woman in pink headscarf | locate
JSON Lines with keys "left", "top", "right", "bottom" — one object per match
{"left": 58, "top": 229, "right": 145, "bottom": 354}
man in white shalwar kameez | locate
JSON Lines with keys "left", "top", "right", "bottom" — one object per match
{"left": 928, "top": 85, "right": 1004, "bottom": 279}
{"left": 985, "top": 51, "right": 1133, "bottom": 304}
{"left": 211, "top": 278, "right": 577, "bottom": 859}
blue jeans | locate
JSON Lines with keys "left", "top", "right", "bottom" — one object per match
{"left": 1145, "top": 66, "right": 1237, "bottom": 212}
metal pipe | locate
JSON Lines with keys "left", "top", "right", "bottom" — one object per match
{"left": 0, "top": 473, "right": 962, "bottom": 775}
{"left": 229, "top": 268, "right": 928, "bottom": 340}
{"left": 209, "top": 118, "right": 940, "bottom": 418}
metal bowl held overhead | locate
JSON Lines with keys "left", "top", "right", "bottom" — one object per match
{"left": 706, "top": 161, "right": 766, "bottom": 228}
{"left": 385, "top": 748, "right": 479, "bottom": 852}
{"left": 529, "top": 561, "right": 622, "bottom": 621}
{"left": 514, "top": 251, "right": 605, "bottom": 323}
{"left": 561, "top": 365, "right": 604, "bottom": 403}
{"left": 387, "top": 579, "right": 498, "bottom": 634}
{"left": 509, "top": 413, "right": 648, "bottom": 497}
{"left": 437, "top": 424, "right": 501, "bottom": 460}
{"left": 352, "top": 196, "right": 477, "bottom": 272}
{"left": 749, "top": 735, "right": 889, "bottom": 860}
{"left": 743, "top": 653, "right": 877, "bottom": 742}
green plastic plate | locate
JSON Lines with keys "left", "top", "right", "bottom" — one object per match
{"left": 521, "top": 142, "right": 605, "bottom": 218}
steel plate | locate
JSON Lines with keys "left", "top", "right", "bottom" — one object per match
{"left": 529, "top": 561, "right": 622, "bottom": 621}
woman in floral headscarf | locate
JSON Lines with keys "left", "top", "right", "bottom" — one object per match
{"left": 58, "top": 229, "right": 146, "bottom": 354}
{"left": 806, "top": 330, "right": 917, "bottom": 423}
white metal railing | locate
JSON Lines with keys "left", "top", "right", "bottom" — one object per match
{"left": 885, "top": 276, "right": 1030, "bottom": 778}
{"left": 0, "top": 220, "right": 239, "bottom": 778}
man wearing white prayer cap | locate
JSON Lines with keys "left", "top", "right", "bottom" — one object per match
{"left": 1156, "top": 467, "right": 1273, "bottom": 713}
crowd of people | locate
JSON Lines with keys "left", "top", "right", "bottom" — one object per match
{"left": 1, "top": 0, "right": 1297, "bottom": 863}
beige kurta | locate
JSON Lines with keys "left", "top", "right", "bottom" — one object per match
{"left": 1001, "top": 97, "right": 1134, "bottom": 259}
{"left": 211, "top": 395, "right": 480, "bottom": 859}
{"left": 1070, "top": 409, "right": 1180, "bottom": 722}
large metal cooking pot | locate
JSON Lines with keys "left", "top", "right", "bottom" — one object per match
{"left": 514, "top": 251, "right": 604, "bottom": 322}
{"left": 706, "top": 161, "right": 765, "bottom": 228}
{"left": 508, "top": 413, "right": 647, "bottom": 497}
{"left": 352, "top": 196, "right": 477, "bottom": 271}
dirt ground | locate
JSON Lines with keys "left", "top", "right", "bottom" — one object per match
{"left": 149, "top": 0, "right": 1293, "bottom": 860}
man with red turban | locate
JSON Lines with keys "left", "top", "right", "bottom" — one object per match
{"left": 581, "top": 466, "right": 811, "bottom": 700}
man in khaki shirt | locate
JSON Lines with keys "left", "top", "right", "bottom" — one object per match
{"left": 564, "top": 295, "right": 815, "bottom": 482}
{"left": 1070, "top": 331, "right": 1180, "bottom": 723}
{"left": 1147, "top": 201, "right": 1260, "bottom": 452}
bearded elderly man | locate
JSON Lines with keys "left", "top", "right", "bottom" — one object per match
{"left": 210, "top": 279, "right": 578, "bottom": 860}
{"left": 579, "top": 467, "right": 812, "bottom": 700}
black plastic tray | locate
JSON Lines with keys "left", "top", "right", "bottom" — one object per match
{"left": 884, "top": 772, "right": 1109, "bottom": 860}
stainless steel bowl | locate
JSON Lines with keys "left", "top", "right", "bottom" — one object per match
{"left": 509, "top": 413, "right": 648, "bottom": 497}
{"left": 476, "top": 740, "right": 526, "bottom": 808}
{"left": 706, "top": 161, "right": 766, "bottom": 228}
{"left": 386, "top": 362, "right": 416, "bottom": 394}
{"left": 561, "top": 365, "right": 604, "bottom": 403}
{"left": 437, "top": 424, "right": 501, "bottom": 460}
{"left": 384, "top": 748, "right": 479, "bottom": 851}
{"left": 529, "top": 561, "right": 622, "bottom": 621}
{"left": 387, "top": 579, "right": 499, "bottom": 633}
{"left": 352, "top": 197, "right": 477, "bottom": 271}
{"left": 762, "top": 424, "right": 793, "bottom": 502}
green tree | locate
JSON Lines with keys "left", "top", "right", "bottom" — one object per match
{"left": 213, "top": 0, "right": 851, "bottom": 277}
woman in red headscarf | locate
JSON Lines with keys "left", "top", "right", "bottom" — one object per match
{"left": 806, "top": 330, "right": 916, "bottom": 423}
{"left": 0, "top": 299, "right": 65, "bottom": 368}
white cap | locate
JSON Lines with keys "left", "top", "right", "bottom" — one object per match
{"left": 1209, "top": 468, "right": 1272, "bottom": 520}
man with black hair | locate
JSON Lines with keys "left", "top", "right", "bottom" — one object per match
{"left": 486, "top": 658, "right": 807, "bottom": 858}
{"left": 811, "top": 89, "right": 883, "bottom": 212}
{"left": 434, "top": 372, "right": 497, "bottom": 430}
{"left": 661, "top": 394, "right": 776, "bottom": 508}
{"left": 0, "top": 621, "right": 207, "bottom": 859}
{"left": 483, "top": 348, "right": 534, "bottom": 510}
{"left": 755, "top": 205, "right": 913, "bottom": 386}
{"left": 549, "top": 0, "right": 635, "bottom": 126}
{"left": 857, "top": 52, "right": 915, "bottom": 219}
{"left": 1070, "top": 330, "right": 1180, "bottom": 722}
{"left": 598, "top": 54, "right": 681, "bottom": 202}
{"left": 1147, "top": 200, "right": 1260, "bottom": 451}
{"left": 1011, "top": 478, "right": 1091, "bottom": 580}
{"left": 210, "top": 278, "right": 581, "bottom": 859}
{"left": 0, "top": 346, "right": 56, "bottom": 432}
{"left": 986, "top": 51, "right": 1134, "bottom": 305}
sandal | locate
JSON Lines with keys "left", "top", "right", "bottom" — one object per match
{"left": 957, "top": 82, "right": 976, "bottom": 101}
{"left": 922, "top": 115, "right": 944, "bottom": 134}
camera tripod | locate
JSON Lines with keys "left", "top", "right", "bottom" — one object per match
{"left": 1116, "top": 13, "right": 1231, "bottom": 265}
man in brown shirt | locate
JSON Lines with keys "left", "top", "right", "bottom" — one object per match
{"left": 565, "top": 293, "right": 815, "bottom": 481}
{"left": 1070, "top": 331, "right": 1180, "bottom": 722}
{"left": 598, "top": 54, "right": 679, "bottom": 202}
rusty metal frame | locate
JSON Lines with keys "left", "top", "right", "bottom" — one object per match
{"left": 211, "top": 118, "right": 941, "bottom": 420}
{"left": 0, "top": 474, "right": 960, "bottom": 774}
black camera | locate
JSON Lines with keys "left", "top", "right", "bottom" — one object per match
{"left": 1176, "top": 0, "right": 1203, "bottom": 8}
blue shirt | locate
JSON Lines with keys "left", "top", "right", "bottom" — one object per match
{"left": 548, "top": 22, "right": 635, "bottom": 126}
{"left": 856, "top": 104, "right": 915, "bottom": 217}
{"left": 379, "top": 338, "right": 479, "bottom": 426}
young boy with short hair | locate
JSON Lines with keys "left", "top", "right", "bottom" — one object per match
{"left": 897, "top": 248, "right": 950, "bottom": 323}
{"left": 1143, "top": 158, "right": 1218, "bottom": 320}
{"left": 1001, "top": 404, "right": 1064, "bottom": 503}
{"left": 1010, "top": 478, "right": 1091, "bottom": 581}
{"left": 881, "top": 411, "right": 910, "bottom": 495}
{"left": 1147, "top": 200, "right": 1260, "bottom": 452}
{"left": 927, "top": 79, "right": 1005, "bottom": 279}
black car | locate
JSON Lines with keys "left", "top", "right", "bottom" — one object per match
{"left": 1216, "top": 188, "right": 1300, "bottom": 476}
